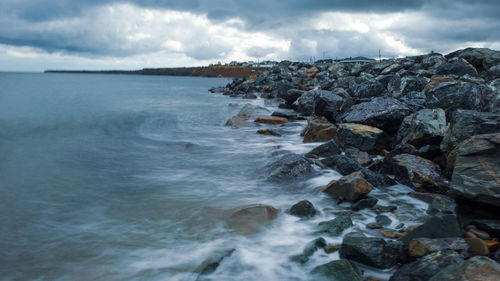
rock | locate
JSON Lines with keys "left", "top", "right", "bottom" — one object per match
{"left": 290, "top": 237, "right": 326, "bottom": 264}
{"left": 195, "top": 248, "right": 235, "bottom": 277}
{"left": 436, "top": 57, "right": 479, "bottom": 76}
{"left": 351, "top": 197, "right": 378, "bottom": 211}
{"left": 254, "top": 116, "right": 288, "bottom": 125}
{"left": 428, "top": 256, "right": 500, "bottom": 281}
{"left": 303, "top": 116, "right": 338, "bottom": 143}
{"left": 345, "top": 147, "right": 372, "bottom": 166}
{"left": 409, "top": 238, "right": 469, "bottom": 257}
{"left": 445, "top": 47, "right": 500, "bottom": 72}
{"left": 243, "top": 92, "right": 257, "bottom": 99}
{"left": 367, "top": 223, "right": 382, "bottom": 229}
{"left": 313, "top": 88, "right": 353, "bottom": 123}
{"left": 375, "top": 215, "right": 392, "bottom": 226}
{"left": 257, "top": 129, "right": 281, "bottom": 137}
{"left": 322, "top": 154, "right": 395, "bottom": 187}
{"left": 342, "top": 97, "right": 411, "bottom": 134}
{"left": 466, "top": 237, "right": 490, "bottom": 256}
{"left": 266, "top": 153, "right": 315, "bottom": 181}
{"left": 468, "top": 229, "right": 491, "bottom": 240}
{"left": 296, "top": 90, "right": 319, "bottom": 115}
{"left": 306, "top": 66, "right": 319, "bottom": 77}
{"left": 450, "top": 133, "right": 500, "bottom": 207}
{"left": 238, "top": 103, "right": 271, "bottom": 116}
{"left": 471, "top": 220, "right": 500, "bottom": 238}
{"left": 487, "top": 65, "right": 500, "bottom": 80}
{"left": 338, "top": 123, "right": 386, "bottom": 153}
{"left": 441, "top": 110, "right": 500, "bottom": 153}
{"left": 353, "top": 80, "right": 387, "bottom": 99}
{"left": 425, "top": 81, "right": 485, "bottom": 112}
{"left": 271, "top": 110, "right": 300, "bottom": 120}
{"left": 322, "top": 171, "right": 373, "bottom": 202}
{"left": 304, "top": 139, "right": 341, "bottom": 158}
{"left": 316, "top": 215, "right": 353, "bottom": 236}
{"left": 225, "top": 204, "right": 278, "bottom": 234}
{"left": 391, "top": 154, "right": 449, "bottom": 193}
{"left": 339, "top": 232, "right": 404, "bottom": 269}
{"left": 400, "top": 76, "right": 428, "bottom": 95}
{"left": 398, "top": 91, "right": 427, "bottom": 112}
{"left": 225, "top": 115, "right": 253, "bottom": 128}
{"left": 310, "top": 259, "right": 362, "bottom": 281}
{"left": 488, "top": 93, "right": 500, "bottom": 113}
{"left": 396, "top": 108, "right": 448, "bottom": 147}
{"left": 288, "top": 200, "right": 317, "bottom": 218}
{"left": 275, "top": 85, "right": 299, "bottom": 105}
{"left": 389, "top": 250, "right": 464, "bottom": 281}
{"left": 400, "top": 214, "right": 462, "bottom": 245}
{"left": 424, "top": 75, "right": 455, "bottom": 91}
{"left": 428, "top": 195, "right": 457, "bottom": 215}
{"left": 373, "top": 205, "right": 397, "bottom": 214}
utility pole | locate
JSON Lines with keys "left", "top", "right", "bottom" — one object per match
{"left": 379, "top": 49, "right": 381, "bottom": 61}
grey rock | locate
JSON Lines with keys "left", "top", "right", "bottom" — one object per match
{"left": 266, "top": 153, "right": 315, "bottom": 181}
{"left": 288, "top": 200, "right": 317, "bottom": 218}
{"left": 316, "top": 215, "right": 353, "bottom": 236}
{"left": 400, "top": 214, "right": 462, "bottom": 245}
{"left": 397, "top": 108, "right": 448, "bottom": 147}
{"left": 425, "top": 81, "right": 485, "bottom": 112}
{"left": 314, "top": 88, "right": 353, "bottom": 123}
{"left": 305, "top": 139, "right": 342, "bottom": 158}
{"left": 391, "top": 154, "right": 449, "bottom": 193}
{"left": 436, "top": 57, "right": 479, "bottom": 76}
{"left": 351, "top": 197, "right": 378, "bottom": 211}
{"left": 310, "top": 259, "right": 362, "bottom": 281}
{"left": 429, "top": 256, "right": 500, "bottom": 281}
{"left": 290, "top": 237, "right": 326, "bottom": 264}
{"left": 338, "top": 123, "right": 386, "bottom": 153}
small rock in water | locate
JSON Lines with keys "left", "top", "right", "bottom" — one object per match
{"left": 304, "top": 139, "right": 341, "bottom": 159}
{"left": 266, "top": 153, "right": 315, "bottom": 182}
{"left": 254, "top": 116, "right": 288, "bottom": 125}
{"left": 289, "top": 237, "right": 326, "bottom": 264}
{"left": 194, "top": 248, "right": 235, "bottom": 276}
{"left": 303, "top": 116, "right": 338, "bottom": 143}
{"left": 224, "top": 204, "right": 279, "bottom": 234}
{"left": 310, "top": 259, "right": 362, "bottom": 281}
{"left": 322, "top": 171, "right": 373, "bottom": 202}
{"left": 408, "top": 237, "right": 470, "bottom": 258}
{"left": 287, "top": 200, "right": 317, "bottom": 218}
{"left": 367, "top": 223, "right": 382, "bottom": 229}
{"left": 375, "top": 215, "right": 392, "bottom": 226}
{"left": 351, "top": 197, "right": 378, "bottom": 211}
{"left": 257, "top": 129, "right": 281, "bottom": 137}
{"left": 316, "top": 215, "right": 353, "bottom": 236}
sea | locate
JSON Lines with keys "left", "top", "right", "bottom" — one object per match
{"left": 0, "top": 73, "right": 427, "bottom": 281}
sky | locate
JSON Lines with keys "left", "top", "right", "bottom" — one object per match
{"left": 0, "top": 0, "right": 499, "bottom": 71}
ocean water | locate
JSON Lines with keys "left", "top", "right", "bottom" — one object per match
{"left": 0, "top": 73, "right": 427, "bottom": 281}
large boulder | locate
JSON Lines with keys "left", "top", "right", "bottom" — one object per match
{"left": 322, "top": 171, "right": 373, "bottom": 202}
{"left": 450, "top": 133, "right": 500, "bottom": 207}
{"left": 425, "top": 81, "right": 485, "bottom": 112}
{"left": 436, "top": 57, "right": 479, "bottom": 77}
{"left": 445, "top": 47, "right": 500, "bottom": 73}
{"left": 287, "top": 200, "right": 317, "bottom": 218}
{"left": 305, "top": 139, "right": 341, "bottom": 158}
{"left": 321, "top": 154, "right": 395, "bottom": 187}
{"left": 266, "top": 153, "right": 315, "bottom": 181}
{"left": 339, "top": 232, "right": 404, "bottom": 269}
{"left": 396, "top": 108, "right": 448, "bottom": 147}
{"left": 342, "top": 97, "right": 410, "bottom": 134}
{"left": 391, "top": 154, "right": 449, "bottom": 193}
{"left": 440, "top": 110, "right": 500, "bottom": 153}
{"left": 400, "top": 214, "right": 462, "bottom": 245}
{"left": 310, "top": 259, "right": 362, "bottom": 281}
{"left": 400, "top": 76, "right": 428, "bottom": 95}
{"left": 389, "top": 250, "right": 464, "bottom": 281}
{"left": 278, "top": 88, "right": 304, "bottom": 105}
{"left": 487, "top": 65, "right": 500, "bottom": 81}
{"left": 338, "top": 123, "right": 386, "bottom": 153}
{"left": 353, "top": 80, "right": 387, "bottom": 100}
{"left": 296, "top": 90, "right": 319, "bottom": 115}
{"left": 313, "top": 88, "right": 353, "bottom": 123}
{"left": 225, "top": 204, "right": 278, "bottom": 234}
{"left": 303, "top": 116, "right": 338, "bottom": 143}
{"left": 429, "top": 256, "right": 500, "bottom": 281}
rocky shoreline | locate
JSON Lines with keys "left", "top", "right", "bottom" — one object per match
{"left": 206, "top": 47, "right": 500, "bottom": 280}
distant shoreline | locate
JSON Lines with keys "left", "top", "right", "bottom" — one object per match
{"left": 45, "top": 66, "right": 267, "bottom": 78}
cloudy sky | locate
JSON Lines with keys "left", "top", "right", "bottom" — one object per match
{"left": 1, "top": 0, "right": 499, "bottom": 71}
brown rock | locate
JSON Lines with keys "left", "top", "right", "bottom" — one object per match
{"left": 486, "top": 240, "right": 500, "bottom": 252}
{"left": 424, "top": 75, "right": 455, "bottom": 91}
{"left": 225, "top": 204, "right": 279, "bottom": 234}
{"left": 322, "top": 171, "right": 373, "bottom": 202}
{"left": 324, "top": 245, "right": 340, "bottom": 253}
{"left": 303, "top": 116, "right": 338, "bottom": 143}
{"left": 409, "top": 237, "right": 470, "bottom": 258}
{"left": 466, "top": 237, "right": 490, "bottom": 256}
{"left": 306, "top": 66, "right": 319, "bottom": 77}
{"left": 254, "top": 116, "right": 288, "bottom": 124}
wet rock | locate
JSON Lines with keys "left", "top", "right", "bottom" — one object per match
{"left": 316, "top": 215, "right": 353, "bottom": 236}
{"left": 271, "top": 110, "right": 300, "bottom": 120}
{"left": 344, "top": 147, "right": 372, "bottom": 166}
{"left": 195, "top": 248, "right": 235, "bottom": 277}
{"left": 310, "top": 259, "right": 362, "bottom": 281}
{"left": 304, "top": 139, "right": 341, "bottom": 158}
{"left": 322, "top": 171, "right": 373, "bottom": 202}
{"left": 322, "top": 154, "right": 395, "bottom": 187}
{"left": 254, "top": 116, "right": 288, "bottom": 125}
{"left": 296, "top": 90, "right": 319, "bottom": 115}
{"left": 266, "top": 153, "right": 315, "bottom": 181}
{"left": 338, "top": 123, "right": 386, "bottom": 153}
{"left": 400, "top": 76, "right": 428, "bottom": 95}
{"left": 375, "top": 215, "right": 392, "bottom": 226}
{"left": 238, "top": 103, "right": 271, "bottom": 116}
{"left": 429, "top": 256, "right": 500, "bottom": 281}
{"left": 436, "top": 57, "right": 479, "bottom": 76}
{"left": 488, "top": 93, "right": 500, "bottom": 113}
{"left": 396, "top": 108, "right": 448, "bottom": 147}
{"left": 275, "top": 85, "right": 299, "bottom": 105}
{"left": 225, "top": 115, "right": 253, "bottom": 129}
{"left": 471, "top": 220, "right": 500, "bottom": 238}
{"left": 290, "top": 237, "right": 326, "bottom": 264}
{"left": 257, "top": 129, "right": 281, "bottom": 137}
{"left": 441, "top": 110, "right": 500, "bottom": 153}
{"left": 351, "top": 197, "right": 378, "bottom": 211}
{"left": 339, "top": 232, "right": 404, "bottom": 269}
{"left": 487, "top": 65, "right": 500, "bottom": 80}
{"left": 389, "top": 250, "right": 464, "bottom": 281}
{"left": 225, "top": 204, "right": 278, "bottom": 234}
{"left": 398, "top": 91, "right": 427, "bottom": 112}
{"left": 372, "top": 205, "right": 397, "bottom": 214}
{"left": 288, "top": 200, "right": 317, "bottom": 218}
{"left": 243, "top": 92, "right": 257, "bottom": 99}
{"left": 409, "top": 238, "right": 469, "bottom": 258}
{"left": 391, "top": 154, "right": 449, "bottom": 193}
{"left": 353, "top": 80, "right": 387, "bottom": 100}
{"left": 400, "top": 214, "right": 462, "bottom": 245}
{"left": 466, "top": 237, "right": 490, "bottom": 256}
{"left": 313, "top": 88, "right": 353, "bottom": 123}
{"left": 342, "top": 97, "right": 410, "bottom": 134}
{"left": 450, "top": 133, "right": 500, "bottom": 207}
{"left": 428, "top": 195, "right": 457, "bottom": 215}
{"left": 425, "top": 81, "right": 485, "bottom": 112}
{"left": 445, "top": 47, "right": 500, "bottom": 72}
{"left": 367, "top": 223, "right": 382, "bottom": 229}
{"left": 303, "top": 116, "right": 338, "bottom": 143}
